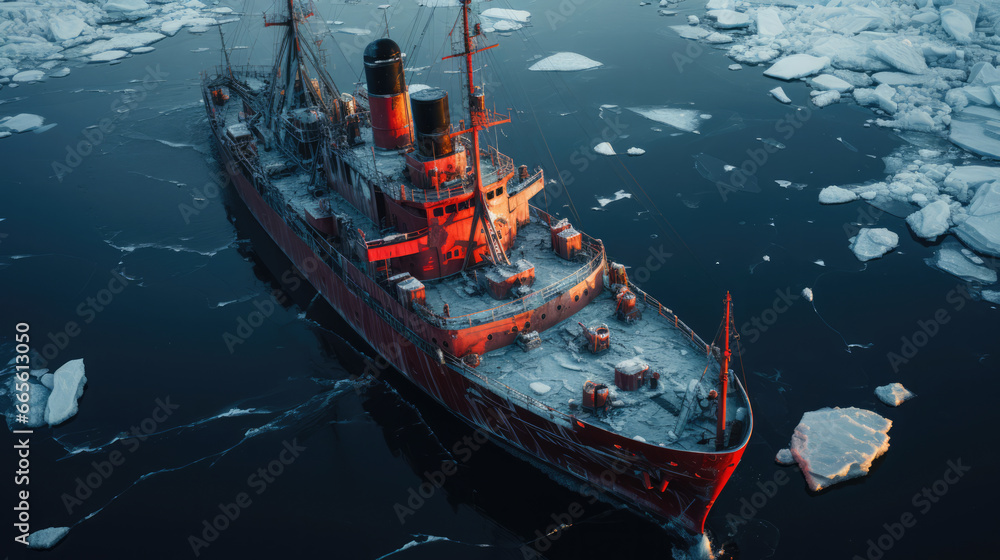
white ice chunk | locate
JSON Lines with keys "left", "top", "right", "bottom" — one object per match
{"left": 628, "top": 106, "right": 701, "bottom": 133}
{"left": 104, "top": 0, "right": 149, "bottom": 11}
{"left": 528, "top": 52, "right": 602, "bottom": 72}
{"left": 688, "top": 15, "right": 699, "bottom": 25}
{"left": 764, "top": 54, "right": 830, "bottom": 81}
{"left": 983, "top": 290, "right": 1000, "bottom": 304}
{"left": 596, "top": 189, "right": 632, "bottom": 207}
{"left": 89, "top": 50, "right": 129, "bottom": 63}
{"left": 812, "top": 90, "right": 840, "bottom": 107}
{"left": 670, "top": 25, "right": 711, "bottom": 40}
{"left": 49, "top": 14, "right": 88, "bottom": 41}
{"left": 928, "top": 243, "right": 998, "bottom": 283}
{"left": 594, "top": 142, "right": 615, "bottom": 156}
{"left": 756, "top": 7, "right": 785, "bottom": 36}
{"left": 801, "top": 287, "right": 813, "bottom": 302}
{"left": 49, "top": 67, "right": 71, "bottom": 78}
{"left": 875, "top": 383, "right": 915, "bottom": 407}
{"left": 708, "top": 9, "right": 750, "bottom": 29}
{"left": 871, "top": 39, "right": 928, "bottom": 75}
{"left": 705, "top": 0, "right": 733, "bottom": 9}
{"left": 627, "top": 147, "right": 645, "bottom": 156}
{"left": 27, "top": 527, "right": 70, "bottom": 550}
{"left": 874, "top": 84, "right": 898, "bottom": 113}
{"left": 950, "top": 107, "right": 1000, "bottom": 160}
{"left": 729, "top": 64, "right": 742, "bottom": 71}
{"left": 905, "top": 199, "right": 951, "bottom": 240}
{"left": 849, "top": 228, "right": 899, "bottom": 261}
{"left": 819, "top": 185, "right": 858, "bottom": 204}
{"left": 40, "top": 373, "right": 54, "bottom": 389}
{"left": 969, "top": 62, "right": 1000, "bottom": 86}
{"left": 0, "top": 113, "right": 45, "bottom": 133}
{"left": 12, "top": 70, "right": 44, "bottom": 83}
{"left": 788, "top": 407, "right": 891, "bottom": 492}
{"left": 769, "top": 86, "right": 791, "bottom": 104}
{"left": 481, "top": 8, "right": 530, "bottom": 23}
{"left": 775, "top": 448, "right": 795, "bottom": 465}
{"left": 44, "top": 359, "right": 86, "bottom": 426}
{"left": 810, "top": 74, "right": 853, "bottom": 93}
{"left": 960, "top": 86, "right": 995, "bottom": 106}
{"left": 80, "top": 32, "right": 165, "bottom": 55}
{"left": 941, "top": 1, "right": 979, "bottom": 44}
{"left": 530, "top": 382, "right": 551, "bottom": 395}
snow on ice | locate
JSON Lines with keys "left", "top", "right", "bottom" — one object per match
{"left": 764, "top": 54, "right": 830, "bottom": 81}
{"left": 593, "top": 142, "right": 615, "bottom": 156}
{"left": 0, "top": 113, "right": 45, "bottom": 133}
{"left": 849, "top": 228, "right": 899, "bottom": 262}
{"left": 769, "top": 86, "right": 791, "bottom": 104}
{"left": 529, "top": 52, "right": 602, "bottom": 72}
{"left": 44, "top": 358, "right": 86, "bottom": 426}
{"left": 875, "top": 383, "right": 915, "bottom": 407}
{"left": 819, "top": 185, "right": 858, "bottom": 204}
{"left": 775, "top": 448, "right": 795, "bottom": 465}
{"left": 784, "top": 407, "right": 892, "bottom": 492}
{"left": 27, "top": 527, "right": 71, "bottom": 550}
{"left": 925, "top": 242, "right": 997, "bottom": 283}
{"left": 627, "top": 106, "right": 702, "bottom": 133}
{"left": 627, "top": 147, "right": 645, "bottom": 156}
{"left": 596, "top": 190, "right": 632, "bottom": 207}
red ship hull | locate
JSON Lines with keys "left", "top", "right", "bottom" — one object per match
{"left": 212, "top": 133, "right": 749, "bottom": 535}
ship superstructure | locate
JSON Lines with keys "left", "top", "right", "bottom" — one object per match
{"left": 201, "top": 0, "right": 751, "bottom": 533}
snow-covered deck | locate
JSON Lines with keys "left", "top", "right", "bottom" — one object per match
{"left": 481, "top": 292, "right": 745, "bottom": 451}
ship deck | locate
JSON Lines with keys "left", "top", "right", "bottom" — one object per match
{"left": 482, "top": 296, "right": 737, "bottom": 451}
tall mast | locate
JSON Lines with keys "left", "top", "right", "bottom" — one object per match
{"left": 460, "top": 0, "right": 482, "bottom": 197}
{"left": 716, "top": 292, "right": 732, "bottom": 451}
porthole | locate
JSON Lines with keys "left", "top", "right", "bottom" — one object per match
{"left": 487, "top": 334, "right": 494, "bottom": 341}
{"left": 432, "top": 338, "right": 437, "bottom": 344}
{"left": 511, "top": 326, "right": 519, "bottom": 334}
{"left": 584, "top": 289, "right": 589, "bottom": 296}
{"left": 541, "top": 314, "right": 546, "bottom": 320}
{"left": 557, "top": 305, "right": 562, "bottom": 311}
{"left": 524, "top": 322, "right": 530, "bottom": 330}
{"left": 574, "top": 295, "right": 580, "bottom": 302}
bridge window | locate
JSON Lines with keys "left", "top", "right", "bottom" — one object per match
{"left": 495, "top": 186, "right": 504, "bottom": 196}
{"left": 433, "top": 207, "right": 444, "bottom": 217}
{"left": 446, "top": 204, "right": 457, "bottom": 214}
{"left": 458, "top": 200, "right": 470, "bottom": 210}
{"left": 486, "top": 190, "right": 495, "bottom": 200}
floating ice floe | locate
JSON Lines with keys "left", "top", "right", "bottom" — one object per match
{"left": 596, "top": 189, "right": 632, "bottom": 207}
{"left": 628, "top": 106, "right": 701, "bottom": 133}
{"left": 481, "top": 8, "right": 530, "bottom": 23}
{"left": 594, "top": 142, "right": 615, "bottom": 156}
{"left": 954, "top": 181, "right": 1000, "bottom": 256}
{"left": 875, "top": 383, "right": 915, "bottom": 407}
{"left": 334, "top": 28, "right": 372, "bottom": 35}
{"left": 812, "top": 90, "right": 840, "bottom": 107}
{"left": 0, "top": 113, "right": 45, "bottom": 133}
{"left": 49, "top": 67, "right": 71, "bottom": 78}
{"left": 89, "top": 50, "right": 129, "bottom": 63}
{"left": 755, "top": 7, "right": 785, "bottom": 37}
{"left": 627, "top": 147, "right": 645, "bottom": 156}
{"left": 810, "top": 74, "right": 853, "bottom": 93}
{"left": 871, "top": 39, "right": 929, "bottom": 75}
{"left": 802, "top": 287, "right": 814, "bottom": 302}
{"left": 764, "top": 54, "right": 830, "bottom": 81}
{"left": 670, "top": 25, "right": 711, "bottom": 40}
{"left": 925, "top": 242, "right": 997, "bottom": 284}
{"left": 784, "top": 407, "right": 892, "bottom": 492}
{"left": 769, "top": 86, "right": 791, "bottom": 104}
{"left": 983, "top": 290, "right": 1000, "bottom": 304}
{"left": 80, "top": 32, "right": 165, "bottom": 55}
{"left": 728, "top": 64, "right": 742, "bottom": 71}
{"left": 941, "top": 1, "right": 978, "bottom": 44}
{"left": 775, "top": 448, "right": 794, "bottom": 465}
{"left": 818, "top": 185, "right": 858, "bottom": 204}
{"left": 849, "top": 228, "right": 899, "bottom": 262}
{"left": 708, "top": 9, "right": 750, "bottom": 29}
{"left": 528, "top": 52, "right": 602, "bottom": 72}
{"left": 44, "top": 358, "right": 87, "bottom": 426}
{"left": 12, "top": 70, "right": 44, "bottom": 83}
{"left": 27, "top": 527, "right": 71, "bottom": 550}
{"left": 905, "top": 199, "right": 952, "bottom": 240}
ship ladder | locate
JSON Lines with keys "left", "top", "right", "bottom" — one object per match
{"left": 481, "top": 215, "right": 510, "bottom": 266}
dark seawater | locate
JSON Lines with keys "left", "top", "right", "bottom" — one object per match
{"left": 1, "top": 1, "right": 996, "bottom": 559}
